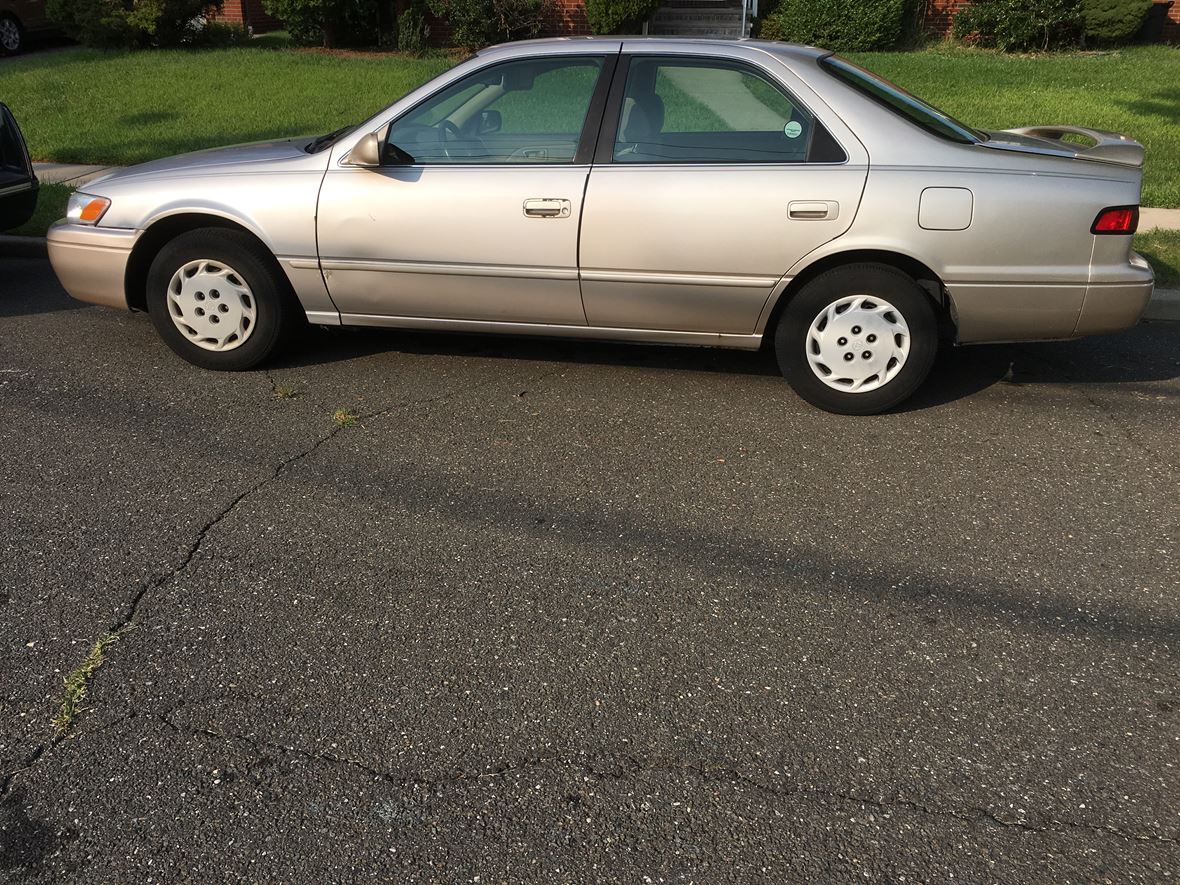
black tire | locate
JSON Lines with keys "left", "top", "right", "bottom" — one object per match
{"left": 0, "top": 14, "right": 23, "bottom": 55}
{"left": 146, "top": 228, "right": 301, "bottom": 371}
{"left": 774, "top": 263, "right": 939, "bottom": 415}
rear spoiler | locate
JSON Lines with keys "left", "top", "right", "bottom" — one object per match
{"left": 1002, "top": 125, "right": 1145, "bottom": 168}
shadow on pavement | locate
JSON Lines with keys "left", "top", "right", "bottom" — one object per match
{"left": 0, "top": 258, "right": 83, "bottom": 317}
{"left": 305, "top": 453, "right": 1180, "bottom": 652}
{"left": 6, "top": 256, "right": 1178, "bottom": 408}
{"left": 275, "top": 321, "right": 1180, "bottom": 411}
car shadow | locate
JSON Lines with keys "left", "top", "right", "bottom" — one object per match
{"left": 0, "top": 258, "right": 85, "bottom": 317}
{"left": 271, "top": 321, "right": 1180, "bottom": 411}
{"left": 7, "top": 265, "right": 1177, "bottom": 406}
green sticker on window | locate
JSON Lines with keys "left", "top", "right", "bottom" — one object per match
{"left": 783, "top": 121, "right": 803, "bottom": 139}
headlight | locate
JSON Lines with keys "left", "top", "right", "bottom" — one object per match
{"left": 66, "top": 193, "right": 111, "bottom": 225}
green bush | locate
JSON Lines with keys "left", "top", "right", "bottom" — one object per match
{"left": 262, "top": 0, "right": 379, "bottom": 46}
{"left": 584, "top": 0, "right": 658, "bottom": 34}
{"left": 756, "top": 0, "right": 909, "bottom": 51}
{"left": 1081, "top": 0, "right": 1150, "bottom": 42}
{"left": 952, "top": 0, "right": 1082, "bottom": 51}
{"left": 428, "top": 0, "right": 544, "bottom": 49}
{"left": 396, "top": 4, "right": 429, "bottom": 52}
{"left": 46, "top": 0, "right": 217, "bottom": 47}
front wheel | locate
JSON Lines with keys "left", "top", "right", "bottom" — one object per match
{"left": 146, "top": 229, "right": 300, "bottom": 371}
{"left": 774, "top": 264, "right": 940, "bottom": 415}
{"left": 0, "top": 15, "right": 24, "bottom": 55}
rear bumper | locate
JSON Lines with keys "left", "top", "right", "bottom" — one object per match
{"left": 46, "top": 221, "right": 138, "bottom": 311}
{"left": 1073, "top": 252, "right": 1154, "bottom": 336}
{"left": 948, "top": 255, "right": 1154, "bottom": 343}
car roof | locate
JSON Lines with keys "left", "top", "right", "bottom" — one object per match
{"left": 477, "top": 36, "right": 829, "bottom": 63}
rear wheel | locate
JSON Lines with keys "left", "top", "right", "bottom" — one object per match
{"left": 0, "top": 15, "right": 23, "bottom": 54}
{"left": 146, "top": 229, "right": 300, "bottom": 371}
{"left": 774, "top": 264, "right": 939, "bottom": 415}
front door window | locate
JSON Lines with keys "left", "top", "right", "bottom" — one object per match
{"left": 387, "top": 56, "right": 606, "bottom": 165}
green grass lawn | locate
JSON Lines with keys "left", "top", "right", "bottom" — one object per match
{"left": 0, "top": 42, "right": 454, "bottom": 167}
{"left": 1, "top": 43, "right": 1177, "bottom": 204}
{"left": 1135, "top": 229, "right": 1180, "bottom": 288}
{"left": 9, "top": 182, "right": 71, "bottom": 237}
{"left": 848, "top": 45, "right": 1180, "bottom": 208}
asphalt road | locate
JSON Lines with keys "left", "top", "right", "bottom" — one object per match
{"left": 2, "top": 256, "right": 1179, "bottom": 883}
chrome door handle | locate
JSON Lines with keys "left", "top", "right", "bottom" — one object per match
{"left": 523, "top": 198, "right": 571, "bottom": 219}
{"left": 789, "top": 201, "right": 838, "bottom": 221}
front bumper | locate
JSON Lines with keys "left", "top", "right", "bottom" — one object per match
{"left": 46, "top": 221, "right": 139, "bottom": 311}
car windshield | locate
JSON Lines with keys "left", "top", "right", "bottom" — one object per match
{"left": 820, "top": 56, "right": 982, "bottom": 145}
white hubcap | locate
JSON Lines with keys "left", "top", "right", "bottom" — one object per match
{"left": 166, "top": 259, "right": 257, "bottom": 352}
{"left": 806, "top": 294, "right": 911, "bottom": 393}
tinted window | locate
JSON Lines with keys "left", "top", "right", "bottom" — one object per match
{"left": 612, "top": 58, "right": 842, "bottom": 164}
{"left": 387, "top": 57, "right": 604, "bottom": 165}
{"left": 821, "top": 56, "right": 980, "bottom": 144}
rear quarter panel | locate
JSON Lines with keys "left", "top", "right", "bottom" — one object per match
{"left": 777, "top": 51, "right": 1144, "bottom": 343}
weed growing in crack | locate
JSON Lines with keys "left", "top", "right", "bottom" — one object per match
{"left": 333, "top": 407, "right": 359, "bottom": 428}
{"left": 274, "top": 385, "right": 299, "bottom": 400}
{"left": 52, "top": 626, "right": 132, "bottom": 734}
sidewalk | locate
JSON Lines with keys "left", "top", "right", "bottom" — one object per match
{"left": 1140, "top": 208, "right": 1180, "bottom": 232}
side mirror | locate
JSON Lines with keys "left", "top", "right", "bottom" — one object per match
{"left": 477, "top": 109, "right": 502, "bottom": 136}
{"left": 343, "top": 131, "right": 382, "bottom": 167}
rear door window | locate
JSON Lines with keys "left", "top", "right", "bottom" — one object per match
{"left": 611, "top": 57, "right": 845, "bottom": 164}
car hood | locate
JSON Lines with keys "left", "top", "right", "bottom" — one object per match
{"left": 88, "top": 137, "right": 323, "bottom": 186}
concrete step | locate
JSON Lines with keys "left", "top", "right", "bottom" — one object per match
{"left": 654, "top": 1, "right": 738, "bottom": 7}
{"left": 650, "top": 14, "right": 744, "bottom": 27}
{"left": 648, "top": 23, "right": 744, "bottom": 35}
{"left": 652, "top": 10, "right": 743, "bottom": 20}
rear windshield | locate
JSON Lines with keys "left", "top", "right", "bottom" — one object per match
{"left": 820, "top": 56, "right": 981, "bottom": 145}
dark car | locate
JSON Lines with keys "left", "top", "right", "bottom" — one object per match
{"left": 0, "top": 0, "right": 53, "bottom": 54}
{"left": 0, "top": 102, "right": 38, "bottom": 230}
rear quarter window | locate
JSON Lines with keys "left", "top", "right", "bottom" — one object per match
{"left": 820, "top": 56, "right": 980, "bottom": 145}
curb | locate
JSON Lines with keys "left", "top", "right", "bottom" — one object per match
{"left": 1143, "top": 288, "right": 1180, "bottom": 323}
{"left": 0, "top": 234, "right": 48, "bottom": 258}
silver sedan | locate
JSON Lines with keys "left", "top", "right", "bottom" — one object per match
{"left": 47, "top": 38, "right": 1154, "bottom": 414}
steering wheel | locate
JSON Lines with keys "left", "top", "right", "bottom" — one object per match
{"left": 437, "top": 120, "right": 462, "bottom": 159}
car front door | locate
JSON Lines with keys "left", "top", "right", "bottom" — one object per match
{"left": 578, "top": 49, "right": 868, "bottom": 336}
{"left": 316, "top": 53, "right": 615, "bottom": 327}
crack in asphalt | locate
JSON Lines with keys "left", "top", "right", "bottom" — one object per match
{"left": 0, "top": 365, "right": 565, "bottom": 802}
{"left": 157, "top": 712, "right": 1177, "bottom": 847}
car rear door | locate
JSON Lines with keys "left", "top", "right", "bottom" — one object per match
{"left": 578, "top": 46, "right": 868, "bottom": 336}
{"left": 316, "top": 52, "right": 617, "bottom": 327}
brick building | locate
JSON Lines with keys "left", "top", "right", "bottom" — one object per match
{"left": 209, "top": 0, "right": 283, "bottom": 32}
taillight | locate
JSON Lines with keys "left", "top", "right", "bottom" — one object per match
{"left": 1091, "top": 206, "right": 1139, "bottom": 235}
